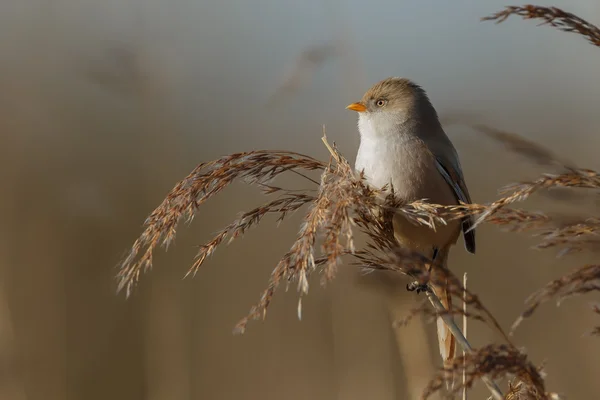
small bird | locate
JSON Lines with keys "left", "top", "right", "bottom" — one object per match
{"left": 346, "top": 77, "right": 475, "bottom": 388}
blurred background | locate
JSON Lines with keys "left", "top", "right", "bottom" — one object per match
{"left": 1, "top": 0, "right": 600, "bottom": 399}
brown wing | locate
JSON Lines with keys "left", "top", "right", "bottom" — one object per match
{"left": 434, "top": 157, "right": 476, "bottom": 254}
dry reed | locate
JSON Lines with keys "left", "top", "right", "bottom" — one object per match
{"left": 423, "top": 345, "right": 548, "bottom": 400}
{"left": 482, "top": 5, "right": 600, "bottom": 48}
{"left": 117, "top": 5, "right": 600, "bottom": 400}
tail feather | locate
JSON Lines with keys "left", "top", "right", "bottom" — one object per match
{"left": 431, "top": 250, "right": 456, "bottom": 392}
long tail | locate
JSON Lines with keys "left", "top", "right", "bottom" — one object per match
{"left": 430, "top": 248, "right": 456, "bottom": 391}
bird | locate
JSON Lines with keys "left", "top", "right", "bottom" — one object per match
{"left": 346, "top": 77, "right": 476, "bottom": 389}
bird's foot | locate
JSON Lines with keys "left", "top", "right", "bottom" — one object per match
{"left": 406, "top": 281, "right": 430, "bottom": 294}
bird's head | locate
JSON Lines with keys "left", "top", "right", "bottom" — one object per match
{"left": 346, "top": 77, "right": 437, "bottom": 139}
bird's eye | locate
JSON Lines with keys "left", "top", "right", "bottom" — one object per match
{"left": 375, "top": 99, "right": 386, "bottom": 107}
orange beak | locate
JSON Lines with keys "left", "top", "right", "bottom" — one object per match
{"left": 346, "top": 102, "right": 367, "bottom": 112}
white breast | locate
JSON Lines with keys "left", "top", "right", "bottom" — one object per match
{"left": 355, "top": 114, "right": 436, "bottom": 202}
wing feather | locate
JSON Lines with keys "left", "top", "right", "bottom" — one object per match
{"left": 434, "top": 157, "right": 476, "bottom": 254}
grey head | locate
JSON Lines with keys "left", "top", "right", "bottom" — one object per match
{"left": 346, "top": 77, "right": 443, "bottom": 139}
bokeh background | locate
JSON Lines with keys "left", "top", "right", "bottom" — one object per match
{"left": 1, "top": 0, "right": 600, "bottom": 399}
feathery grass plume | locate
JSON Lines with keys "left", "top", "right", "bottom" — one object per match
{"left": 422, "top": 344, "right": 556, "bottom": 400}
{"left": 186, "top": 192, "right": 316, "bottom": 279}
{"left": 116, "top": 150, "right": 325, "bottom": 296}
{"left": 512, "top": 264, "right": 600, "bottom": 333}
{"left": 470, "top": 168, "right": 600, "bottom": 229}
{"left": 482, "top": 5, "right": 600, "bottom": 48}
{"left": 534, "top": 218, "right": 600, "bottom": 256}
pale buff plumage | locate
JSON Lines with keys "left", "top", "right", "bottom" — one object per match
{"left": 347, "top": 77, "right": 476, "bottom": 389}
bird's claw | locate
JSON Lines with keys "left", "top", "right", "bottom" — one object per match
{"left": 406, "top": 281, "right": 430, "bottom": 294}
